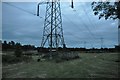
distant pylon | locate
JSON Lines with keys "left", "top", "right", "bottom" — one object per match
{"left": 39, "top": 0, "right": 66, "bottom": 50}
{"left": 100, "top": 37, "right": 103, "bottom": 48}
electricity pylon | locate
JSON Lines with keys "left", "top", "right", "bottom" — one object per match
{"left": 37, "top": 0, "right": 66, "bottom": 53}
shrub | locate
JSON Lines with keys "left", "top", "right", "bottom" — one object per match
{"left": 2, "top": 55, "right": 22, "bottom": 64}
{"left": 2, "top": 54, "right": 33, "bottom": 64}
{"left": 21, "top": 56, "right": 32, "bottom": 63}
{"left": 14, "top": 49, "right": 22, "bottom": 57}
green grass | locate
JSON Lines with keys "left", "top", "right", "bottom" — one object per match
{"left": 2, "top": 52, "right": 119, "bottom": 78}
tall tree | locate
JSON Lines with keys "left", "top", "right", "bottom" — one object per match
{"left": 11, "top": 41, "right": 15, "bottom": 46}
{"left": 10, "top": 41, "right": 15, "bottom": 49}
{"left": 91, "top": 1, "right": 120, "bottom": 20}
{"left": 2, "top": 41, "right": 8, "bottom": 51}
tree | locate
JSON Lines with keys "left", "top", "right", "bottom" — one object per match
{"left": 2, "top": 41, "right": 8, "bottom": 51}
{"left": 11, "top": 41, "right": 15, "bottom": 46}
{"left": 91, "top": 1, "right": 120, "bottom": 20}
{"left": 10, "top": 41, "right": 15, "bottom": 49}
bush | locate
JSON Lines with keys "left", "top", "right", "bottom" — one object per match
{"left": 21, "top": 56, "right": 32, "bottom": 63}
{"left": 2, "top": 55, "right": 22, "bottom": 64}
{"left": 14, "top": 49, "right": 22, "bottom": 57}
{"left": 2, "top": 54, "right": 33, "bottom": 64}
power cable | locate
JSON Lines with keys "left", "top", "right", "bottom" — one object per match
{"left": 62, "top": 13, "right": 97, "bottom": 48}
{"left": 73, "top": 10, "right": 97, "bottom": 39}
{"left": 3, "top": 2, "right": 43, "bottom": 18}
{"left": 81, "top": 3, "right": 98, "bottom": 30}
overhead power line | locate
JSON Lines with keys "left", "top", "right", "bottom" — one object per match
{"left": 62, "top": 13, "right": 86, "bottom": 33}
{"left": 3, "top": 2, "right": 43, "bottom": 18}
{"left": 3, "top": 2, "right": 106, "bottom": 48}
{"left": 72, "top": 10, "right": 97, "bottom": 39}
{"left": 81, "top": 3, "right": 97, "bottom": 30}
{"left": 4, "top": 2, "right": 35, "bottom": 15}
{"left": 4, "top": 2, "right": 97, "bottom": 40}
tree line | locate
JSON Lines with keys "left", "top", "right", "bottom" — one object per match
{"left": 2, "top": 40, "right": 36, "bottom": 51}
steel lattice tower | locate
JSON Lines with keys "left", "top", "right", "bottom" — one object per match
{"left": 40, "top": 0, "right": 66, "bottom": 50}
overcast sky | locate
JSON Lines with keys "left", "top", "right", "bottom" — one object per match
{"left": 2, "top": 2, "right": 118, "bottom": 48}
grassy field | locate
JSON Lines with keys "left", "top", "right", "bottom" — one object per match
{"left": 2, "top": 52, "right": 120, "bottom": 78}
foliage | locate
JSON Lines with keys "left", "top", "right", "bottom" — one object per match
{"left": 2, "top": 40, "right": 36, "bottom": 51}
{"left": 2, "top": 54, "right": 33, "bottom": 64}
{"left": 14, "top": 49, "right": 22, "bottom": 57}
{"left": 21, "top": 45, "right": 35, "bottom": 51}
{"left": 91, "top": 1, "right": 120, "bottom": 20}
{"left": 2, "top": 55, "right": 21, "bottom": 64}
{"left": 14, "top": 43, "right": 22, "bottom": 57}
